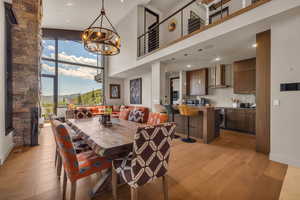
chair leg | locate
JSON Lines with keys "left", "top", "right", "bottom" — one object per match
{"left": 57, "top": 155, "right": 62, "bottom": 179}
{"left": 55, "top": 148, "right": 58, "bottom": 167}
{"left": 70, "top": 181, "right": 77, "bottom": 200}
{"left": 162, "top": 175, "right": 168, "bottom": 200}
{"left": 112, "top": 168, "right": 118, "bottom": 200}
{"left": 62, "top": 170, "right": 67, "bottom": 200}
{"left": 181, "top": 116, "right": 196, "bottom": 143}
{"left": 130, "top": 187, "right": 138, "bottom": 200}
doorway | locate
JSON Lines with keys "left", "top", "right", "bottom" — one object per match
{"left": 170, "top": 77, "right": 180, "bottom": 105}
{"left": 144, "top": 8, "right": 159, "bottom": 53}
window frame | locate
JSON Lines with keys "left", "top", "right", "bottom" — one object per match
{"left": 4, "top": 2, "right": 17, "bottom": 135}
{"left": 41, "top": 29, "right": 104, "bottom": 115}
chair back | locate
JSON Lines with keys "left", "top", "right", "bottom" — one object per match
{"left": 153, "top": 104, "right": 167, "bottom": 113}
{"left": 164, "top": 104, "right": 174, "bottom": 115}
{"left": 147, "top": 112, "right": 169, "bottom": 126}
{"left": 178, "top": 105, "right": 198, "bottom": 117}
{"left": 52, "top": 120, "right": 79, "bottom": 179}
{"left": 131, "top": 123, "right": 176, "bottom": 187}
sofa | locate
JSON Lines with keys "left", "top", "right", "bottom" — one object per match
{"left": 66, "top": 105, "right": 150, "bottom": 123}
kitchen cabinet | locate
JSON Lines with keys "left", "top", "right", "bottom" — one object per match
{"left": 187, "top": 68, "right": 208, "bottom": 96}
{"left": 225, "top": 108, "right": 256, "bottom": 134}
{"left": 233, "top": 58, "right": 256, "bottom": 94}
{"left": 209, "top": 64, "right": 227, "bottom": 88}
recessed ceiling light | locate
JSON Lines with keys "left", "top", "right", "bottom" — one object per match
{"left": 187, "top": 65, "right": 192, "bottom": 68}
{"left": 66, "top": 2, "right": 73, "bottom": 6}
{"left": 252, "top": 43, "right": 258, "bottom": 48}
{"left": 120, "top": 0, "right": 124, "bottom": 2}
{"left": 215, "top": 57, "right": 221, "bottom": 61}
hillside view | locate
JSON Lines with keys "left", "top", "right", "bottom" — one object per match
{"left": 41, "top": 89, "right": 103, "bottom": 118}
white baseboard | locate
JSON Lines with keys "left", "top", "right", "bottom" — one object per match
{"left": 270, "top": 153, "right": 300, "bottom": 168}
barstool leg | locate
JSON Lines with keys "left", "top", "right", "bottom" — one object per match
{"left": 181, "top": 116, "right": 196, "bottom": 143}
{"left": 172, "top": 113, "right": 180, "bottom": 139}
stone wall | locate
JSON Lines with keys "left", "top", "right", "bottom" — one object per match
{"left": 12, "top": 0, "right": 42, "bottom": 145}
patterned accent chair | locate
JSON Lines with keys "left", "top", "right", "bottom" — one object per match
{"left": 76, "top": 111, "right": 86, "bottom": 119}
{"left": 112, "top": 123, "right": 176, "bottom": 200}
{"left": 147, "top": 112, "right": 169, "bottom": 126}
{"left": 52, "top": 120, "right": 112, "bottom": 200}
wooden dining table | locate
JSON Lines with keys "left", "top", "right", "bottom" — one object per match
{"left": 66, "top": 117, "right": 141, "bottom": 198}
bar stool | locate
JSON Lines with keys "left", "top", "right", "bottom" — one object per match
{"left": 164, "top": 104, "right": 180, "bottom": 139}
{"left": 178, "top": 105, "right": 199, "bottom": 143}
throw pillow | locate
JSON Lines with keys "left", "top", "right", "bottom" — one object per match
{"left": 119, "top": 109, "right": 130, "bottom": 120}
{"left": 128, "top": 109, "right": 145, "bottom": 123}
{"left": 113, "top": 105, "right": 120, "bottom": 112}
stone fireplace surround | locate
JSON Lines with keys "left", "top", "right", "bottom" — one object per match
{"left": 11, "top": 0, "right": 42, "bottom": 146}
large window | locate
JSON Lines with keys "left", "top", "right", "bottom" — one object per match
{"left": 41, "top": 31, "right": 104, "bottom": 119}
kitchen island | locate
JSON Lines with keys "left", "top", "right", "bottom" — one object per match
{"left": 173, "top": 106, "right": 220, "bottom": 144}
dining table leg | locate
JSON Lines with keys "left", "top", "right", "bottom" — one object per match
{"left": 89, "top": 168, "right": 112, "bottom": 199}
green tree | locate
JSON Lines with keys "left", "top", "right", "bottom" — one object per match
{"left": 77, "top": 94, "right": 82, "bottom": 105}
{"left": 63, "top": 97, "right": 67, "bottom": 105}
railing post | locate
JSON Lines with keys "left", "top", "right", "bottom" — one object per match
{"left": 137, "top": 37, "right": 140, "bottom": 57}
{"left": 221, "top": 0, "right": 223, "bottom": 19}
{"left": 144, "top": 34, "right": 146, "bottom": 56}
{"left": 181, "top": 10, "right": 183, "bottom": 37}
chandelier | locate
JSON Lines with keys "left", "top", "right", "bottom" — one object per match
{"left": 82, "top": 0, "right": 121, "bottom": 56}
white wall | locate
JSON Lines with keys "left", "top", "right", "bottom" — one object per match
{"left": 123, "top": 71, "right": 152, "bottom": 109}
{"left": 160, "top": 0, "right": 207, "bottom": 47}
{"left": 109, "top": 7, "right": 139, "bottom": 75}
{"left": 270, "top": 9, "right": 300, "bottom": 167}
{"left": 0, "top": 0, "right": 14, "bottom": 165}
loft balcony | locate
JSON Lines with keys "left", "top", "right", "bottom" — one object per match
{"left": 137, "top": 0, "right": 271, "bottom": 58}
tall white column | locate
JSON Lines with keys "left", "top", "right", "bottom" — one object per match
{"left": 242, "top": 0, "right": 247, "bottom": 8}
{"left": 205, "top": 4, "right": 210, "bottom": 25}
{"left": 152, "top": 62, "right": 163, "bottom": 110}
{"left": 179, "top": 71, "right": 186, "bottom": 104}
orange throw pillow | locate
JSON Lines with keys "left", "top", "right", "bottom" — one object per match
{"left": 119, "top": 109, "right": 130, "bottom": 120}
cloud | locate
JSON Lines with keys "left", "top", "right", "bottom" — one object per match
{"left": 41, "top": 63, "right": 101, "bottom": 81}
{"left": 58, "top": 52, "right": 97, "bottom": 66}
{"left": 47, "top": 45, "right": 55, "bottom": 51}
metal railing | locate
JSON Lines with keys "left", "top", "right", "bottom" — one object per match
{"left": 137, "top": 0, "right": 266, "bottom": 57}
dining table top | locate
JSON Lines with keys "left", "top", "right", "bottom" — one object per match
{"left": 66, "top": 117, "right": 141, "bottom": 158}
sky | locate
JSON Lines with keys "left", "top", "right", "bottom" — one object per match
{"left": 41, "top": 40, "right": 103, "bottom": 96}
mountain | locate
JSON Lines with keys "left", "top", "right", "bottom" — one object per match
{"left": 41, "top": 89, "right": 103, "bottom": 105}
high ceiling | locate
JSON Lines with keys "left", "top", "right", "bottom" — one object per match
{"left": 42, "top": 0, "right": 150, "bottom": 30}
{"left": 148, "top": 0, "right": 183, "bottom": 12}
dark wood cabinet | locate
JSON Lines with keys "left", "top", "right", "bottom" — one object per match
{"left": 187, "top": 68, "right": 208, "bottom": 96}
{"left": 225, "top": 108, "right": 256, "bottom": 134}
{"left": 233, "top": 58, "right": 256, "bottom": 94}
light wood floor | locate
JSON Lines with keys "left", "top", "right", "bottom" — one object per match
{"left": 279, "top": 166, "right": 300, "bottom": 200}
{"left": 0, "top": 126, "right": 288, "bottom": 200}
